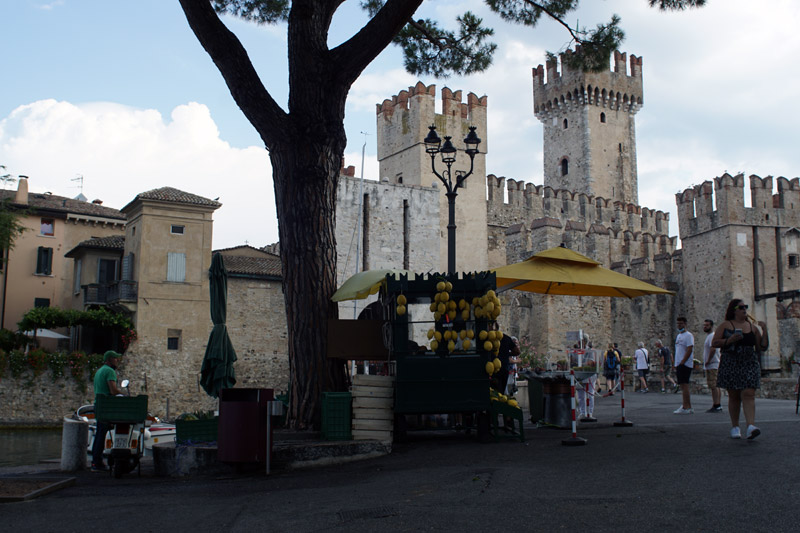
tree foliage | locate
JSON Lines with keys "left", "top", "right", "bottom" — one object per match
{"left": 179, "top": 0, "right": 703, "bottom": 429}
{"left": 0, "top": 165, "right": 27, "bottom": 264}
{"left": 18, "top": 306, "right": 134, "bottom": 333}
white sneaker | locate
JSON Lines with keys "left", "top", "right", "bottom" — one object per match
{"left": 730, "top": 427, "right": 741, "bottom": 439}
{"left": 746, "top": 425, "right": 761, "bottom": 440}
{"left": 673, "top": 407, "right": 694, "bottom": 414}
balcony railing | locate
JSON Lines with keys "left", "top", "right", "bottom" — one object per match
{"left": 83, "top": 280, "right": 138, "bottom": 306}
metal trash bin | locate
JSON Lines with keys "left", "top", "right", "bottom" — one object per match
{"left": 526, "top": 378, "right": 544, "bottom": 424}
{"left": 218, "top": 388, "right": 273, "bottom": 463}
{"left": 542, "top": 380, "right": 571, "bottom": 428}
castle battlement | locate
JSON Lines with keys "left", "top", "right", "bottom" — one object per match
{"left": 532, "top": 47, "right": 643, "bottom": 122}
{"left": 676, "top": 172, "right": 800, "bottom": 239}
{"left": 486, "top": 174, "right": 670, "bottom": 237}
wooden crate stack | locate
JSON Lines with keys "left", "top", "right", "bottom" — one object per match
{"left": 351, "top": 374, "right": 394, "bottom": 441}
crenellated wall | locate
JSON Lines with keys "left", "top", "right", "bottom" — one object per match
{"left": 675, "top": 172, "right": 800, "bottom": 370}
{"left": 377, "top": 82, "right": 489, "bottom": 273}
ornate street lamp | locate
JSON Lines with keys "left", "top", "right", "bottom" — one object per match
{"left": 424, "top": 124, "right": 481, "bottom": 273}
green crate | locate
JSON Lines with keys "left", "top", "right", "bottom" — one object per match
{"left": 321, "top": 392, "right": 352, "bottom": 441}
{"left": 95, "top": 395, "right": 148, "bottom": 423}
{"left": 176, "top": 417, "right": 219, "bottom": 444}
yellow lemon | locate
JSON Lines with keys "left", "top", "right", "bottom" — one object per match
{"left": 446, "top": 310, "right": 455, "bottom": 320}
{"left": 458, "top": 299, "right": 467, "bottom": 310}
{"left": 427, "top": 329, "right": 435, "bottom": 339}
{"left": 493, "top": 358, "right": 501, "bottom": 371}
{"left": 434, "top": 311, "right": 442, "bottom": 321}
{"left": 396, "top": 305, "right": 406, "bottom": 316}
{"left": 467, "top": 330, "right": 475, "bottom": 339}
{"left": 448, "top": 300, "right": 457, "bottom": 310}
{"left": 496, "top": 331, "right": 504, "bottom": 341}
{"left": 485, "top": 362, "right": 495, "bottom": 375}
{"left": 484, "top": 340, "right": 493, "bottom": 352}
{"left": 459, "top": 330, "right": 467, "bottom": 340}
{"left": 472, "top": 297, "right": 480, "bottom": 306}
{"left": 434, "top": 331, "right": 442, "bottom": 342}
{"left": 447, "top": 340, "right": 455, "bottom": 352}
{"left": 461, "top": 309, "right": 470, "bottom": 321}
{"left": 437, "top": 302, "right": 446, "bottom": 314}
{"left": 397, "top": 294, "right": 407, "bottom": 306}
{"left": 431, "top": 340, "right": 439, "bottom": 351}
{"left": 445, "top": 281, "right": 453, "bottom": 292}
{"left": 479, "top": 330, "right": 488, "bottom": 341}
{"left": 436, "top": 281, "right": 446, "bottom": 292}
{"left": 484, "top": 302, "right": 494, "bottom": 313}
{"left": 508, "top": 399, "right": 519, "bottom": 408}
{"left": 463, "top": 339, "right": 471, "bottom": 350}
{"left": 440, "top": 291, "right": 449, "bottom": 302}
{"left": 493, "top": 339, "right": 500, "bottom": 351}
{"left": 429, "top": 302, "right": 437, "bottom": 312}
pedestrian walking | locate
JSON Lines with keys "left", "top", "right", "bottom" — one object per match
{"left": 602, "top": 343, "right": 619, "bottom": 396}
{"left": 635, "top": 342, "right": 650, "bottom": 392}
{"left": 702, "top": 319, "right": 722, "bottom": 412}
{"left": 655, "top": 339, "right": 677, "bottom": 393}
{"left": 711, "top": 299, "right": 769, "bottom": 439}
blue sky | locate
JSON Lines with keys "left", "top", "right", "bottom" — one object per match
{"left": 2, "top": 0, "right": 799, "bottom": 249}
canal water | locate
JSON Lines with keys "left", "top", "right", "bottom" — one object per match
{"left": 0, "top": 428, "right": 63, "bottom": 467}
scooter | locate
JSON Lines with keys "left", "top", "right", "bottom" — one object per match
{"left": 99, "top": 380, "right": 147, "bottom": 478}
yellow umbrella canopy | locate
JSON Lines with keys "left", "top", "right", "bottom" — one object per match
{"left": 331, "top": 269, "right": 412, "bottom": 302}
{"left": 491, "top": 246, "right": 673, "bottom": 298}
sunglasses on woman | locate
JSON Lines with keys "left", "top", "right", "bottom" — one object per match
{"left": 736, "top": 304, "right": 748, "bottom": 310}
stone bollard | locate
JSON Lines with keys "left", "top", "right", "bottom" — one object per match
{"left": 61, "top": 416, "right": 88, "bottom": 471}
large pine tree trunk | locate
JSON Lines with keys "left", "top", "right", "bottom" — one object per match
{"left": 271, "top": 124, "right": 349, "bottom": 429}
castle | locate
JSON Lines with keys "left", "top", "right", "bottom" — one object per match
{"left": 338, "top": 48, "right": 797, "bottom": 370}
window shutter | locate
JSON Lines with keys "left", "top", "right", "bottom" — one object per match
{"left": 45, "top": 247, "right": 53, "bottom": 275}
{"left": 74, "top": 259, "right": 82, "bottom": 293}
{"left": 167, "top": 252, "right": 186, "bottom": 282}
{"left": 121, "top": 253, "right": 134, "bottom": 280}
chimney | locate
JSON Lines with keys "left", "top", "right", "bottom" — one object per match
{"left": 15, "top": 175, "right": 29, "bottom": 205}
{"left": 92, "top": 199, "right": 103, "bottom": 205}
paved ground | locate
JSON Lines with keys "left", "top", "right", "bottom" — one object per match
{"left": 3, "top": 390, "right": 800, "bottom": 532}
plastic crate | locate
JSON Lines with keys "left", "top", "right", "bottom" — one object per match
{"left": 176, "top": 418, "right": 219, "bottom": 444}
{"left": 321, "top": 392, "right": 352, "bottom": 441}
{"left": 95, "top": 395, "right": 148, "bottom": 423}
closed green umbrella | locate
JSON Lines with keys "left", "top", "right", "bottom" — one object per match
{"left": 200, "top": 252, "right": 237, "bottom": 398}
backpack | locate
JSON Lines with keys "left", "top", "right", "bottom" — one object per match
{"left": 605, "top": 351, "right": 617, "bottom": 370}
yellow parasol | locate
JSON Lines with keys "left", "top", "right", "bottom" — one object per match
{"left": 491, "top": 245, "right": 673, "bottom": 298}
{"left": 331, "top": 269, "right": 412, "bottom": 302}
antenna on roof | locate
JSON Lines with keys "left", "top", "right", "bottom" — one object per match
{"left": 71, "top": 174, "right": 84, "bottom": 193}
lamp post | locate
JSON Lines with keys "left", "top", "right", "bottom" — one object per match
{"left": 423, "top": 124, "right": 481, "bottom": 273}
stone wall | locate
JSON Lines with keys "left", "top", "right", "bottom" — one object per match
{"left": 0, "top": 371, "right": 95, "bottom": 425}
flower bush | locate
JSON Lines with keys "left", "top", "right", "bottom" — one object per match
{"left": 518, "top": 337, "right": 547, "bottom": 371}
{"left": 0, "top": 347, "right": 104, "bottom": 390}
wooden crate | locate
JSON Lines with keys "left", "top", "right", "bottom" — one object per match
{"left": 351, "top": 375, "right": 395, "bottom": 442}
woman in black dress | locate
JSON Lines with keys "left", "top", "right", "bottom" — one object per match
{"left": 711, "top": 299, "right": 769, "bottom": 439}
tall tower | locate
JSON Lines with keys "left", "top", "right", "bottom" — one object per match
{"left": 533, "top": 49, "right": 643, "bottom": 204}
{"left": 377, "top": 82, "right": 489, "bottom": 273}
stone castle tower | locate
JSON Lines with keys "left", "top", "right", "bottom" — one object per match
{"left": 533, "top": 48, "right": 643, "bottom": 204}
{"left": 377, "top": 82, "right": 489, "bottom": 273}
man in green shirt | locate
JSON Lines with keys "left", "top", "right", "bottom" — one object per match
{"left": 91, "top": 350, "right": 125, "bottom": 472}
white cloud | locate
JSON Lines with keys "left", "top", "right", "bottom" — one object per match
{"left": 0, "top": 100, "right": 277, "bottom": 250}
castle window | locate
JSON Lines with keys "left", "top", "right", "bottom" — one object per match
{"left": 396, "top": 173, "right": 403, "bottom": 184}
{"left": 171, "top": 225, "right": 185, "bottom": 235}
{"left": 789, "top": 254, "right": 799, "bottom": 269}
{"left": 600, "top": 113, "right": 606, "bottom": 123}
{"left": 166, "top": 252, "right": 186, "bottom": 282}
{"left": 619, "top": 143, "right": 623, "bottom": 153}
{"left": 34, "top": 297, "right": 50, "bottom": 308}
{"left": 561, "top": 159, "right": 569, "bottom": 176}
{"left": 563, "top": 118, "right": 568, "bottom": 129}
{"left": 35, "top": 246, "right": 53, "bottom": 275}
{"left": 167, "top": 329, "right": 182, "bottom": 351}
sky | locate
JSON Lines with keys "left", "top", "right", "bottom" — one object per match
{"left": 1, "top": 0, "right": 799, "bottom": 250}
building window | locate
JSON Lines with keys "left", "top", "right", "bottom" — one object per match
{"left": 34, "top": 297, "right": 50, "bottom": 308}
{"left": 171, "top": 225, "right": 185, "bottom": 235}
{"left": 167, "top": 329, "right": 182, "bottom": 351}
{"left": 789, "top": 254, "right": 799, "bottom": 269}
{"left": 600, "top": 112, "right": 606, "bottom": 123}
{"left": 561, "top": 158, "right": 569, "bottom": 176}
{"left": 167, "top": 252, "right": 186, "bottom": 282}
{"left": 40, "top": 218, "right": 54, "bottom": 236}
{"left": 563, "top": 118, "right": 568, "bottom": 129}
{"left": 35, "top": 246, "right": 53, "bottom": 275}
{"left": 97, "top": 258, "right": 118, "bottom": 284}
